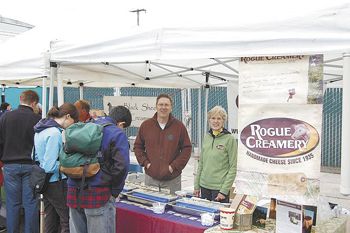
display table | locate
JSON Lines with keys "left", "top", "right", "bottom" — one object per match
{"left": 116, "top": 200, "right": 216, "bottom": 233}
{"left": 204, "top": 216, "right": 348, "bottom": 233}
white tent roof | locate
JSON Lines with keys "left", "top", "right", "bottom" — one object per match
{"left": 0, "top": 3, "right": 349, "bottom": 87}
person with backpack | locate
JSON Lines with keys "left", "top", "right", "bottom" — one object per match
{"left": 66, "top": 106, "right": 131, "bottom": 233}
{"left": 33, "top": 103, "right": 79, "bottom": 233}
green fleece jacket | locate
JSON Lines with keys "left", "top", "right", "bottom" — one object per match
{"left": 194, "top": 129, "right": 237, "bottom": 195}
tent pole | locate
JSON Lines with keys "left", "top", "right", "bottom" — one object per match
{"left": 41, "top": 76, "right": 47, "bottom": 118}
{"left": 79, "top": 83, "right": 84, "bottom": 100}
{"left": 57, "top": 65, "right": 64, "bottom": 106}
{"left": 340, "top": 53, "right": 350, "bottom": 195}
{"left": 204, "top": 87, "right": 209, "bottom": 134}
{"left": 181, "top": 89, "right": 186, "bottom": 124}
{"left": 187, "top": 88, "right": 192, "bottom": 140}
{"left": 49, "top": 62, "right": 57, "bottom": 110}
{"left": 198, "top": 87, "right": 202, "bottom": 150}
{"left": 1, "top": 84, "right": 5, "bottom": 103}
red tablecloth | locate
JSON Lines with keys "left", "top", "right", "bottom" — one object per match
{"left": 116, "top": 201, "right": 213, "bottom": 233}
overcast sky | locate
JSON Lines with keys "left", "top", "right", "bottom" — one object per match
{"left": 2, "top": 0, "right": 349, "bottom": 29}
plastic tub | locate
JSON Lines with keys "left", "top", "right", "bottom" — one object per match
{"left": 152, "top": 202, "right": 166, "bottom": 214}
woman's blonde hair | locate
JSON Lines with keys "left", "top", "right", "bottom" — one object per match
{"left": 207, "top": 106, "right": 227, "bottom": 122}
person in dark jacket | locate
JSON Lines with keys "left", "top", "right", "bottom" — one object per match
{"left": 67, "top": 106, "right": 131, "bottom": 233}
{"left": 0, "top": 90, "right": 41, "bottom": 233}
{"left": 0, "top": 161, "right": 6, "bottom": 232}
{"left": 34, "top": 103, "right": 79, "bottom": 233}
{"left": 134, "top": 93, "right": 192, "bottom": 194}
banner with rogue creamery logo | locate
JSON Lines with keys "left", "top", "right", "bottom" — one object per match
{"left": 235, "top": 55, "right": 323, "bottom": 205}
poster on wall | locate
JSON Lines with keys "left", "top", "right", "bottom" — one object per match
{"left": 235, "top": 55, "right": 323, "bottom": 205}
{"left": 103, "top": 96, "right": 157, "bottom": 127}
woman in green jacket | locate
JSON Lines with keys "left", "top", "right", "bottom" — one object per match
{"left": 194, "top": 106, "right": 237, "bottom": 203}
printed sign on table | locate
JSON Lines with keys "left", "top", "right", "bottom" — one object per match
{"left": 276, "top": 200, "right": 303, "bottom": 233}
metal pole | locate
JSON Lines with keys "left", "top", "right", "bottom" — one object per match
{"left": 42, "top": 77, "right": 47, "bottom": 118}
{"left": 204, "top": 87, "right": 209, "bottom": 134}
{"left": 130, "top": 9, "right": 146, "bottom": 26}
{"left": 57, "top": 67, "right": 64, "bottom": 106}
{"left": 181, "top": 89, "right": 186, "bottom": 124}
{"left": 340, "top": 53, "right": 350, "bottom": 195}
{"left": 1, "top": 84, "right": 5, "bottom": 103}
{"left": 198, "top": 87, "right": 202, "bottom": 150}
{"left": 79, "top": 83, "right": 84, "bottom": 100}
{"left": 49, "top": 62, "right": 57, "bottom": 109}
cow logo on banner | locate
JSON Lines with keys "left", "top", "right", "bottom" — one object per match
{"left": 240, "top": 118, "right": 319, "bottom": 165}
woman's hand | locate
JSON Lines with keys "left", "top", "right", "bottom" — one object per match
{"left": 214, "top": 193, "right": 226, "bottom": 202}
{"left": 193, "top": 189, "right": 200, "bottom": 197}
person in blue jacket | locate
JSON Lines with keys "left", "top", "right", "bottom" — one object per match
{"left": 34, "top": 103, "right": 79, "bottom": 233}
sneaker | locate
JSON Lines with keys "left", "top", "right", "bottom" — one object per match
{"left": 0, "top": 224, "right": 6, "bottom": 232}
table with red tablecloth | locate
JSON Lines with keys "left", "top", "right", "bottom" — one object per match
{"left": 116, "top": 200, "right": 217, "bottom": 233}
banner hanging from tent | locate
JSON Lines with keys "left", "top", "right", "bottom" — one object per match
{"left": 235, "top": 55, "right": 323, "bottom": 205}
{"left": 103, "top": 96, "right": 157, "bottom": 127}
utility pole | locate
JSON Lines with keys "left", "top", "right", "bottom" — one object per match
{"left": 130, "top": 9, "right": 146, "bottom": 26}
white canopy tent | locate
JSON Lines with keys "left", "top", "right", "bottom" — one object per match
{"left": 0, "top": 2, "right": 350, "bottom": 194}
{"left": 1, "top": 3, "right": 349, "bottom": 87}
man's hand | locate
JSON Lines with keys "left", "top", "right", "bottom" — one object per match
{"left": 146, "top": 163, "right": 151, "bottom": 169}
{"left": 168, "top": 165, "right": 173, "bottom": 174}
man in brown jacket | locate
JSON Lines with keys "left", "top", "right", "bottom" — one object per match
{"left": 134, "top": 94, "right": 192, "bottom": 194}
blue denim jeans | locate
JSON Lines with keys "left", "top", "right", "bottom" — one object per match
{"left": 3, "top": 164, "right": 39, "bottom": 233}
{"left": 69, "top": 197, "right": 116, "bottom": 233}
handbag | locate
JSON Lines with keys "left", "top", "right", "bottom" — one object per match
{"left": 30, "top": 164, "right": 53, "bottom": 194}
